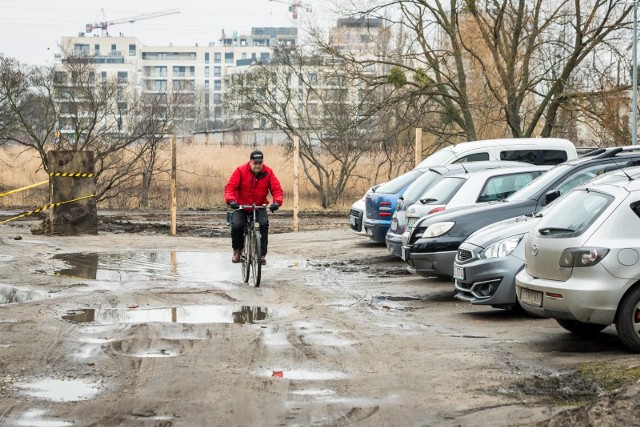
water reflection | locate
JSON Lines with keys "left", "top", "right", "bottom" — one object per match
{"left": 0, "top": 284, "right": 47, "bottom": 304}
{"left": 17, "top": 378, "right": 101, "bottom": 402}
{"left": 62, "top": 305, "right": 271, "bottom": 325}
{"left": 53, "top": 252, "right": 236, "bottom": 282}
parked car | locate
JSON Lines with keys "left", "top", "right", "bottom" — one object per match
{"left": 515, "top": 176, "right": 640, "bottom": 352}
{"left": 415, "top": 138, "right": 577, "bottom": 169}
{"left": 359, "top": 138, "right": 577, "bottom": 243}
{"left": 454, "top": 167, "right": 640, "bottom": 310}
{"left": 403, "top": 165, "right": 550, "bottom": 233}
{"left": 386, "top": 161, "right": 534, "bottom": 258}
{"left": 349, "top": 184, "right": 381, "bottom": 235}
{"left": 401, "top": 147, "right": 640, "bottom": 279}
{"left": 364, "top": 168, "right": 428, "bottom": 242}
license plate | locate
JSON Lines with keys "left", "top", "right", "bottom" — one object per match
{"left": 520, "top": 288, "right": 543, "bottom": 307}
{"left": 350, "top": 215, "right": 357, "bottom": 226}
{"left": 453, "top": 265, "right": 464, "bottom": 280}
{"left": 407, "top": 217, "right": 417, "bottom": 230}
{"left": 401, "top": 246, "right": 408, "bottom": 261}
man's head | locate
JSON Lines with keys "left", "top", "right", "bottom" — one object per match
{"left": 249, "top": 150, "right": 264, "bottom": 174}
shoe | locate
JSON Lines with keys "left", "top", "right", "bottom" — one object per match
{"left": 232, "top": 249, "right": 242, "bottom": 263}
{"left": 260, "top": 256, "right": 266, "bottom": 265}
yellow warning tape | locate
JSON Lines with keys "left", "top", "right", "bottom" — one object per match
{"left": 0, "top": 173, "right": 93, "bottom": 199}
{"left": 0, "top": 180, "right": 48, "bottom": 198}
{"left": 49, "top": 172, "right": 94, "bottom": 178}
{"left": 0, "top": 194, "right": 96, "bottom": 225}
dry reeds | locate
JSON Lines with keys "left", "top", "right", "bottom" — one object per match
{"left": 0, "top": 143, "right": 395, "bottom": 211}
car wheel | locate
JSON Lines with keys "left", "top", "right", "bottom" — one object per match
{"left": 556, "top": 319, "right": 607, "bottom": 336}
{"left": 615, "top": 285, "right": 640, "bottom": 352}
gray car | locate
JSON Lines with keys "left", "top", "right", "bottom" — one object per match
{"left": 515, "top": 176, "right": 640, "bottom": 352}
{"left": 454, "top": 168, "right": 640, "bottom": 310}
{"left": 402, "top": 147, "right": 640, "bottom": 279}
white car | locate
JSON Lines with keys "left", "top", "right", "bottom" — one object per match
{"left": 405, "top": 165, "right": 551, "bottom": 233}
{"left": 349, "top": 185, "right": 381, "bottom": 235}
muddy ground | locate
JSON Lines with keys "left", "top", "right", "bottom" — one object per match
{"left": 0, "top": 209, "right": 639, "bottom": 426}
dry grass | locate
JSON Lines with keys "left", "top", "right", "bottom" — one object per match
{"left": 0, "top": 144, "right": 389, "bottom": 211}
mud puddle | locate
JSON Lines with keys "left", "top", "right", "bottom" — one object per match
{"left": 52, "top": 251, "right": 237, "bottom": 282}
{"left": 62, "top": 305, "right": 276, "bottom": 325}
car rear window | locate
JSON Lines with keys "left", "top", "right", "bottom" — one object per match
{"left": 535, "top": 189, "right": 614, "bottom": 238}
{"left": 419, "top": 177, "right": 466, "bottom": 204}
{"left": 477, "top": 171, "right": 540, "bottom": 202}
{"left": 453, "top": 152, "right": 490, "bottom": 163}
{"left": 401, "top": 171, "right": 443, "bottom": 204}
{"left": 500, "top": 150, "right": 568, "bottom": 165}
{"left": 376, "top": 170, "right": 424, "bottom": 194}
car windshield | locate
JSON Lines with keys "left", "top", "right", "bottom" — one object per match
{"left": 507, "top": 164, "right": 572, "bottom": 201}
{"left": 376, "top": 170, "right": 424, "bottom": 194}
{"left": 535, "top": 189, "right": 613, "bottom": 238}
{"left": 415, "top": 148, "right": 454, "bottom": 168}
{"left": 400, "top": 171, "right": 443, "bottom": 204}
{"left": 419, "top": 177, "right": 466, "bottom": 204}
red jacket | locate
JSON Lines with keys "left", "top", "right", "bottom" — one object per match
{"left": 224, "top": 162, "right": 284, "bottom": 207}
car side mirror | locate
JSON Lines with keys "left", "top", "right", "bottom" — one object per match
{"left": 545, "top": 190, "right": 560, "bottom": 204}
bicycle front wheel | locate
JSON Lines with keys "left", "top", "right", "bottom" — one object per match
{"left": 251, "top": 230, "right": 262, "bottom": 287}
{"left": 241, "top": 230, "right": 251, "bottom": 283}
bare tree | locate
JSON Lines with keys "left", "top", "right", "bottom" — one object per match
{"left": 225, "top": 47, "right": 403, "bottom": 207}
{"left": 325, "top": 0, "right": 632, "bottom": 143}
{"left": 0, "top": 53, "right": 177, "bottom": 205}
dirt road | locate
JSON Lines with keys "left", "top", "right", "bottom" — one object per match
{"left": 0, "top": 210, "right": 638, "bottom": 426}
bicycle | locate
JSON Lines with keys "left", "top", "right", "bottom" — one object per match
{"left": 234, "top": 204, "right": 266, "bottom": 287}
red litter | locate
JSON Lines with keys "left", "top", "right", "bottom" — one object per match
{"left": 272, "top": 371, "right": 284, "bottom": 378}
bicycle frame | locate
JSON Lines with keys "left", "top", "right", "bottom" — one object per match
{"left": 235, "top": 204, "right": 266, "bottom": 287}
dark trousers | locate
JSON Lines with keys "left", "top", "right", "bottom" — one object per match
{"left": 231, "top": 209, "right": 269, "bottom": 255}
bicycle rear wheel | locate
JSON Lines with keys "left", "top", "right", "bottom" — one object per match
{"left": 241, "top": 230, "right": 251, "bottom": 283}
{"left": 251, "top": 230, "right": 262, "bottom": 287}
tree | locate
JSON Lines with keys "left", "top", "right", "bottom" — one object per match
{"left": 0, "top": 53, "right": 178, "bottom": 205}
{"left": 327, "top": 0, "right": 632, "bottom": 143}
{"left": 225, "top": 47, "right": 404, "bottom": 207}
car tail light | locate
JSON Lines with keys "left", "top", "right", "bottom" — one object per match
{"left": 380, "top": 212, "right": 393, "bottom": 217}
{"left": 559, "top": 247, "right": 609, "bottom": 267}
{"left": 428, "top": 206, "right": 445, "bottom": 215}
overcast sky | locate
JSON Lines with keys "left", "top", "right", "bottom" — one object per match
{"left": 0, "top": 0, "right": 325, "bottom": 65}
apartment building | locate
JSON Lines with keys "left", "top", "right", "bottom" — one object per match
{"left": 55, "top": 27, "right": 297, "bottom": 137}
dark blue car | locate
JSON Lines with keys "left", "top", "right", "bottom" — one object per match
{"left": 363, "top": 168, "right": 427, "bottom": 242}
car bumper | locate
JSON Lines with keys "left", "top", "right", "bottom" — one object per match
{"left": 454, "top": 253, "right": 523, "bottom": 309}
{"left": 405, "top": 248, "right": 457, "bottom": 278}
{"left": 515, "top": 266, "right": 624, "bottom": 325}
{"left": 349, "top": 208, "right": 365, "bottom": 235}
{"left": 363, "top": 219, "right": 390, "bottom": 242}
{"left": 386, "top": 231, "right": 404, "bottom": 258}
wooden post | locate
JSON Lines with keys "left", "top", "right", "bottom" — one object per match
{"left": 293, "top": 135, "right": 300, "bottom": 232}
{"left": 415, "top": 128, "right": 423, "bottom": 168}
{"left": 170, "top": 134, "right": 177, "bottom": 236}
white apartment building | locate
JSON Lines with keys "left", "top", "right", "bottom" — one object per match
{"left": 55, "top": 27, "right": 297, "bottom": 139}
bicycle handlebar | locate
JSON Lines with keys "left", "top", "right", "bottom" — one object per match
{"left": 234, "top": 204, "right": 267, "bottom": 210}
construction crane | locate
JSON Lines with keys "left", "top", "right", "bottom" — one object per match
{"left": 268, "top": 0, "right": 311, "bottom": 20}
{"left": 85, "top": 9, "right": 180, "bottom": 36}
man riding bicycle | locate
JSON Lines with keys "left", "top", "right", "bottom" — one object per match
{"left": 224, "top": 150, "right": 284, "bottom": 264}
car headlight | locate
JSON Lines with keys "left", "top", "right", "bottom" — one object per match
{"left": 423, "top": 222, "right": 455, "bottom": 238}
{"left": 481, "top": 234, "right": 524, "bottom": 259}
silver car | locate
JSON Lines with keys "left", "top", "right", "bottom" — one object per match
{"left": 454, "top": 168, "right": 640, "bottom": 310}
{"left": 515, "top": 177, "right": 640, "bottom": 352}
